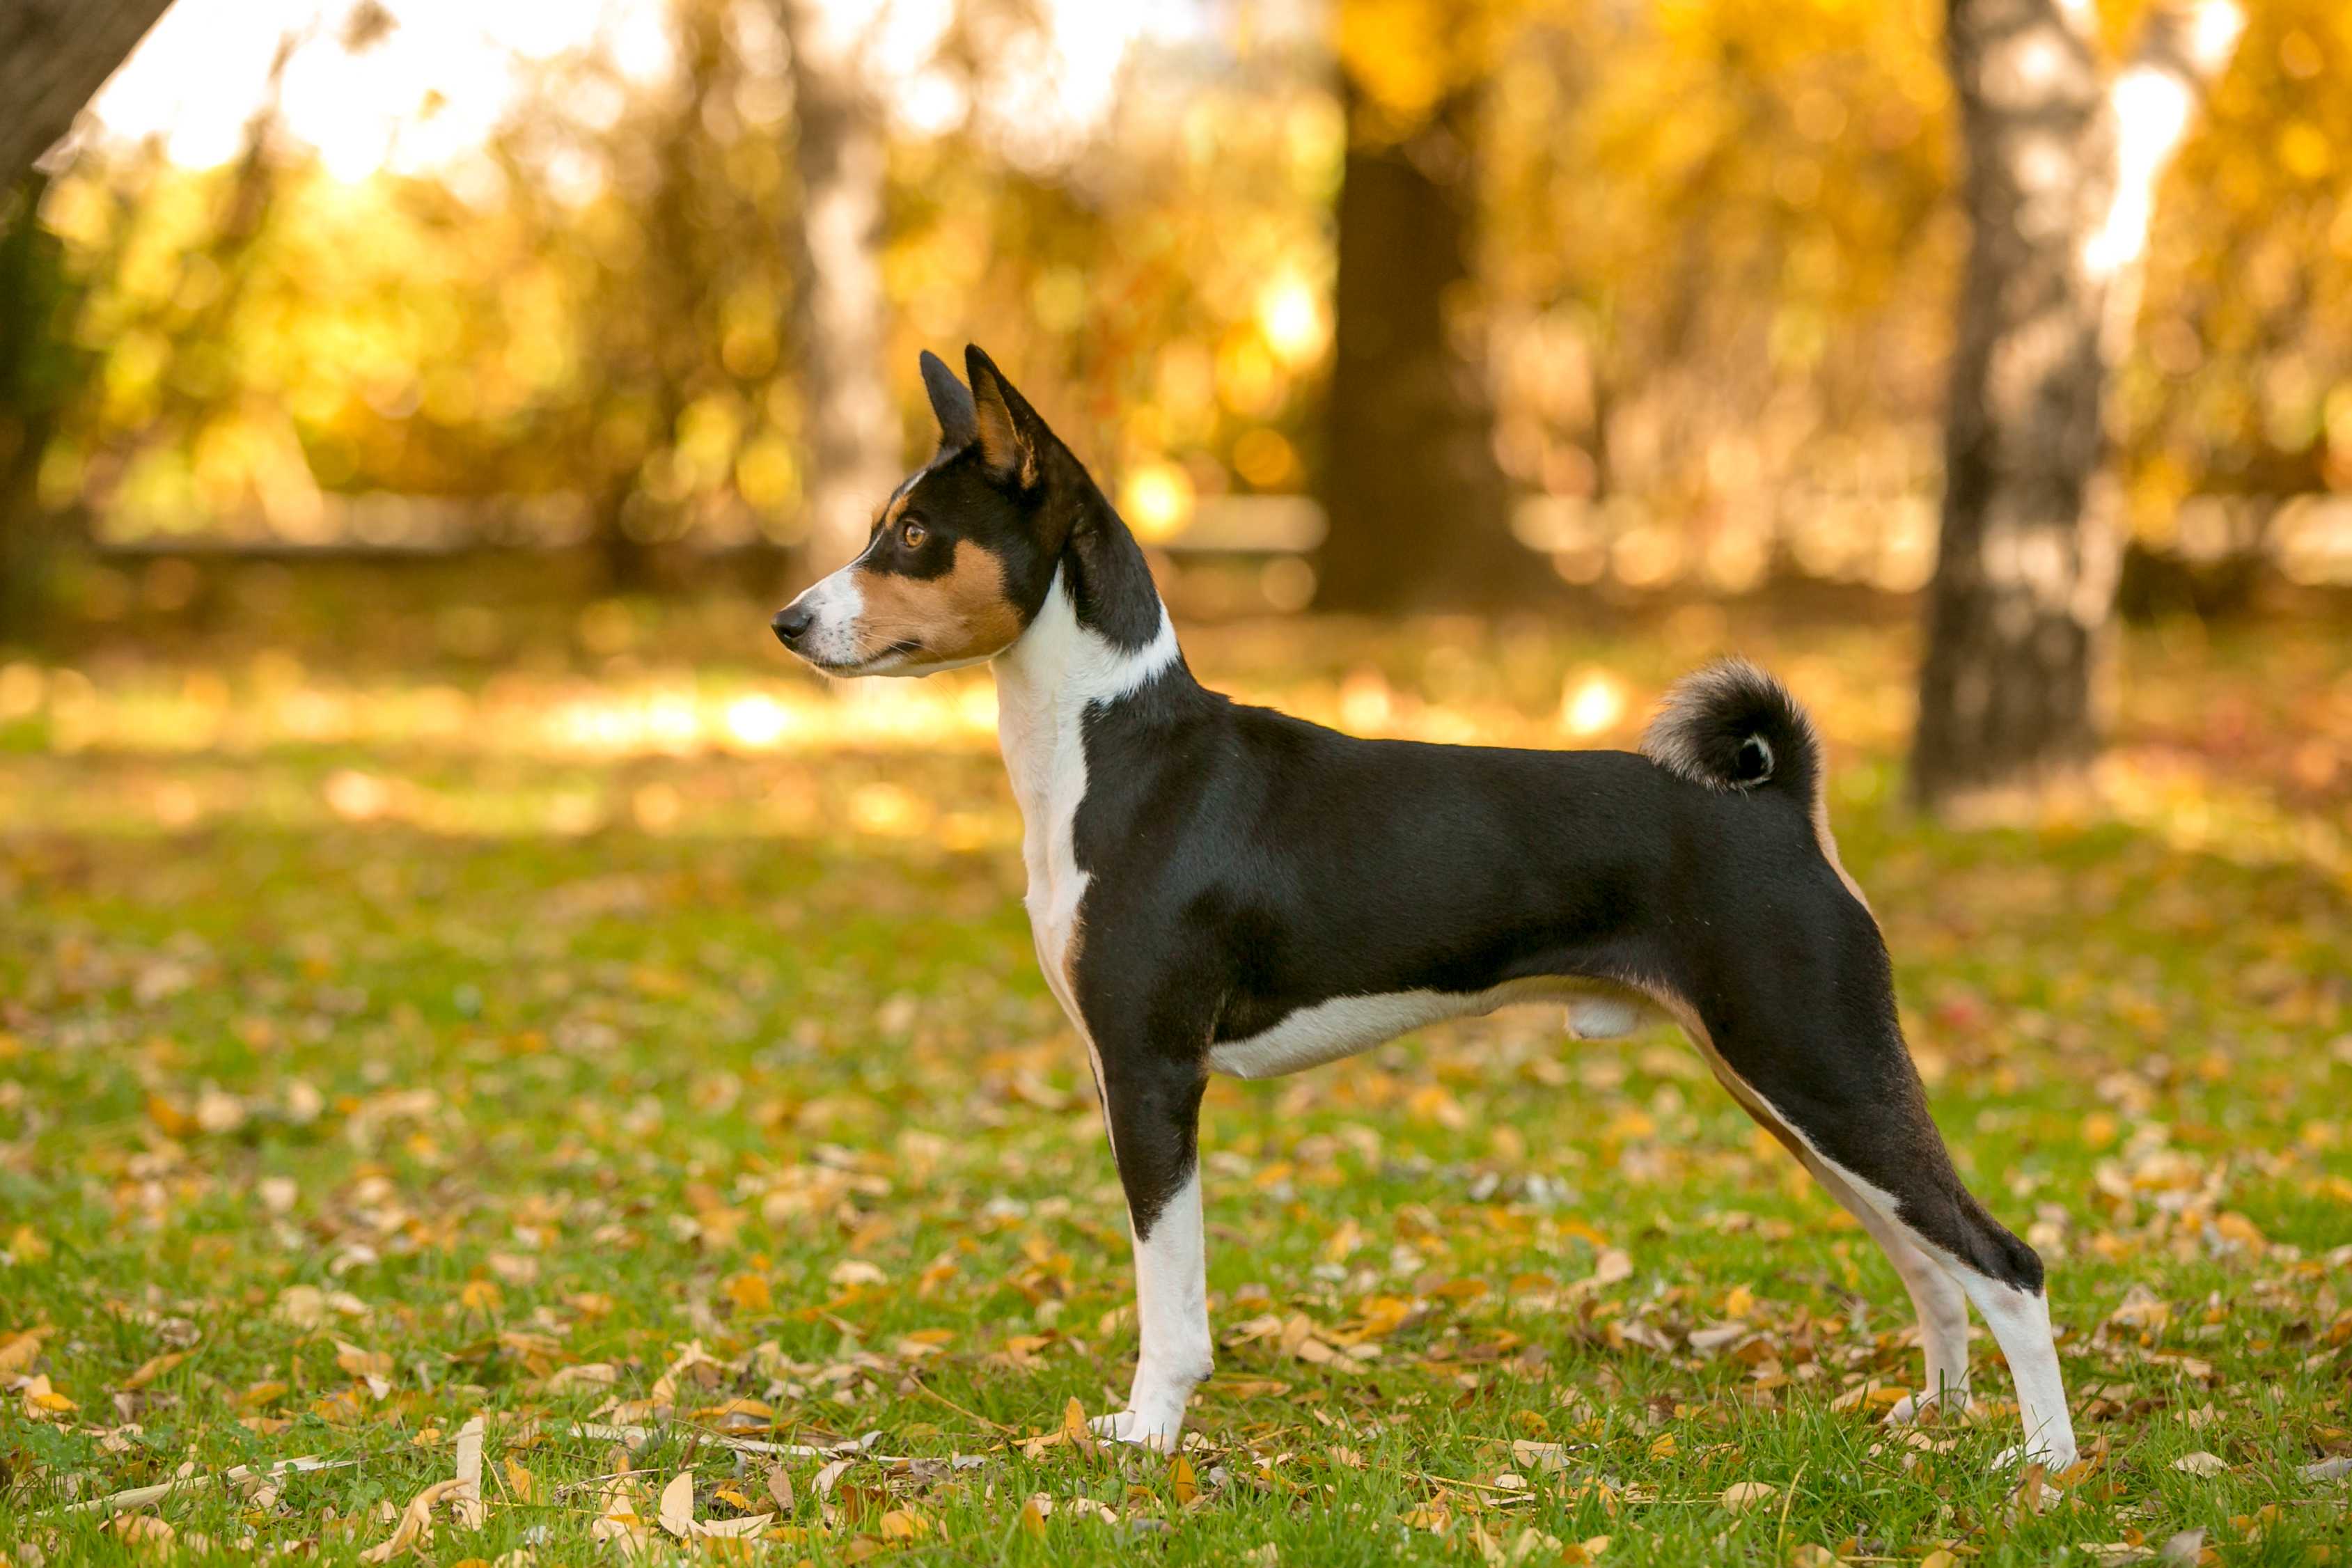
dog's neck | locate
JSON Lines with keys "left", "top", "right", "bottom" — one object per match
{"left": 991, "top": 517, "right": 1186, "bottom": 876}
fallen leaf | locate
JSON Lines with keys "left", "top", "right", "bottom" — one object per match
{"left": 697, "top": 1513, "right": 774, "bottom": 1539}
{"left": 2171, "top": 1450, "right": 2228, "bottom": 1477}
{"left": 657, "top": 1471, "right": 695, "bottom": 1537}
{"left": 359, "top": 1477, "right": 465, "bottom": 1562}
{"left": 0, "top": 1326, "right": 49, "bottom": 1375}
{"left": 2159, "top": 1526, "right": 2208, "bottom": 1565}
{"left": 453, "top": 1413, "right": 487, "bottom": 1529}
{"left": 1720, "top": 1480, "right": 1777, "bottom": 1511}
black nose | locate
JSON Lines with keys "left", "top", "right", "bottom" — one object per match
{"left": 772, "top": 604, "right": 813, "bottom": 645}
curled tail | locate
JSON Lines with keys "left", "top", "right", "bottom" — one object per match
{"left": 1640, "top": 658, "right": 1823, "bottom": 810}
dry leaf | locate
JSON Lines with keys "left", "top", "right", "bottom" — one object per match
{"left": 0, "top": 1326, "right": 49, "bottom": 1376}
{"left": 452, "top": 1413, "right": 487, "bottom": 1529}
{"left": 697, "top": 1514, "right": 774, "bottom": 1539}
{"left": 657, "top": 1471, "right": 696, "bottom": 1537}
{"left": 766, "top": 1463, "right": 795, "bottom": 1512}
{"left": 359, "top": 1477, "right": 465, "bottom": 1562}
{"left": 1720, "top": 1480, "right": 1777, "bottom": 1511}
{"left": 543, "top": 1362, "right": 618, "bottom": 1392}
{"left": 121, "top": 1351, "right": 189, "bottom": 1390}
{"left": 1511, "top": 1440, "right": 1571, "bottom": 1473}
{"left": 2171, "top": 1450, "right": 2228, "bottom": 1477}
{"left": 2159, "top": 1527, "right": 2208, "bottom": 1565}
{"left": 105, "top": 1514, "right": 176, "bottom": 1548}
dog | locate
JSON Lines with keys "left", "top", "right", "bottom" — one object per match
{"left": 771, "top": 345, "right": 2076, "bottom": 1469}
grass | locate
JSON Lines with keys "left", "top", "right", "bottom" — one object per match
{"left": 2, "top": 572, "right": 2349, "bottom": 1564}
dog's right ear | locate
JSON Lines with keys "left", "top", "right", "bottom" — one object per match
{"left": 964, "top": 343, "right": 1042, "bottom": 490}
{"left": 919, "top": 350, "right": 978, "bottom": 452}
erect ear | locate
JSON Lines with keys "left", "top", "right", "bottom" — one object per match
{"left": 964, "top": 343, "right": 1040, "bottom": 489}
{"left": 919, "top": 349, "right": 977, "bottom": 452}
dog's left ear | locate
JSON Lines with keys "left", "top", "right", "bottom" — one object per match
{"left": 964, "top": 343, "right": 1042, "bottom": 490}
{"left": 919, "top": 350, "right": 977, "bottom": 452}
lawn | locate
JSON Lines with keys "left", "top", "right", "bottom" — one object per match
{"left": 3, "top": 572, "right": 2349, "bottom": 1565}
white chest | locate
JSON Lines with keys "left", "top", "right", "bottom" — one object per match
{"left": 999, "top": 692, "right": 1090, "bottom": 1023}
{"left": 990, "top": 572, "right": 1182, "bottom": 1036}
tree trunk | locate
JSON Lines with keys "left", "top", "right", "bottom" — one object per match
{"left": 0, "top": 176, "right": 75, "bottom": 638}
{"left": 778, "top": 0, "right": 896, "bottom": 574}
{"left": 0, "top": 0, "right": 177, "bottom": 186}
{"left": 1315, "top": 75, "right": 1525, "bottom": 613}
{"left": 1913, "top": 0, "right": 2241, "bottom": 814}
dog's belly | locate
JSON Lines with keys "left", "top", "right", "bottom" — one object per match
{"left": 1207, "top": 977, "right": 1641, "bottom": 1080}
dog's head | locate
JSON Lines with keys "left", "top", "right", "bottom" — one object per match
{"left": 771, "top": 345, "right": 1083, "bottom": 677}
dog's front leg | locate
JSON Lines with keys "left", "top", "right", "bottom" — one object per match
{"left": 1088, "top": 1050, "right": 1212, "bottom": 1452}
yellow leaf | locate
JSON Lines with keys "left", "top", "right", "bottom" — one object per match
{"left": 1720, "top": 1481, "right": 1776, "bottom": 1511}
{"left": 1173, "top": 1455, "right": 1198, "bottom": 1505}
{"left": 107, "top": 1514, "right": 175, "bottom": 1547}
{"left": 0, "top": 1327, "right": 49, "bottom": 1376}
{"left": 1019, "top": 1498, "right": 1049, "bottom": 1537}
{"left": 460, "top": 1279, "right": 503, "bottom": 1314}
{"left": 9, "top": 1225, "right": 49, "bottom": 1262}
{"left": 723, "top": 1272, "right": 772, "bottom": 1313}
{"left": 121, "top": 1351, "right": 189, "bottom": 1391}
{"left": 1647, "top": 1433, "right": 1677, "bottom": 1459}
{"left": 336, "top": 1341, "right": 393, "bottom": 1379}
{"left": 879, "top": 1510, "right": 925, "bottom": 1539}
{"left": 504, "top": 1458, "right": 538, "bottom": 1503}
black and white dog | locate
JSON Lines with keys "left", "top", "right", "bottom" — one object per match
{"left": 772, "top": 346, "right": 2076, "bottom": 1469}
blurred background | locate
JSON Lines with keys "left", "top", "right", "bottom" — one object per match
{"left": 1, "top": 0, "right": 2349, "bottom": 813}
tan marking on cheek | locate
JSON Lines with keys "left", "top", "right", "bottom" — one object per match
{"left": 849, "top": 541, "right": 1024, "bottom": 662}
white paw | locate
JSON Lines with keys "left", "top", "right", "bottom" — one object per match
{"left": 1992, "top": 1441, "right": 2078, "bottom": 1475}
{"left": 1088, "top": 1408, "right": 1183, "bottom": 1453}
{"left": 1885, "top": 1388, "right": 1970, "bottom": 1427}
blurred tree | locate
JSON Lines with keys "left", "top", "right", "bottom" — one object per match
{"left": 779, "top": 0, "right": 897, "bottom": 572}
{"left": 1316, "top": 0, "right": 1528, "bottom": 611}
{"left": 0, "top": 175, "right": 84, "bottom": 635}
{"left": 0, "top": 0, "right": 176, "bottom": 187}
{"left": 480, "top": 0, "right": 797, "bottom": 586}
{"left": 1914, "top": 0, "right": 2243, "bottom": 813}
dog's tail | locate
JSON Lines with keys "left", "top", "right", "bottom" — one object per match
{"left": 1639, "top": 658, "right": 1822, "bottom": 809}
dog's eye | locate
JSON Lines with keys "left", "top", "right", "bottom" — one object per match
{"left": 900, "top": 519, "right": 926, "bottom": 547}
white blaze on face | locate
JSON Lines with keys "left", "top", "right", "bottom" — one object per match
{"left": 783, "top": 563, "right": 870, "bottom": 671}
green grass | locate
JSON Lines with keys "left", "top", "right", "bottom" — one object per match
{"left": 2, "top": 590, "right": 2349, "bottom": 1564}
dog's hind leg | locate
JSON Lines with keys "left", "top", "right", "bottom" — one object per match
{"left": 1659, "top": 958, "right": 2075, "bottom": 1471}
{"left": 1775, "top": 1132, "right": 1971, "bottom": 1421}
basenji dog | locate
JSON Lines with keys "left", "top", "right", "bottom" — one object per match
{"left": 771, "top": 345, "right": 2076, "bottom": 1469}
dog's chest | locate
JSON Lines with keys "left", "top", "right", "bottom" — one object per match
{"left": 996, "top": 686, "right": 1090, "bottom": 1026}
